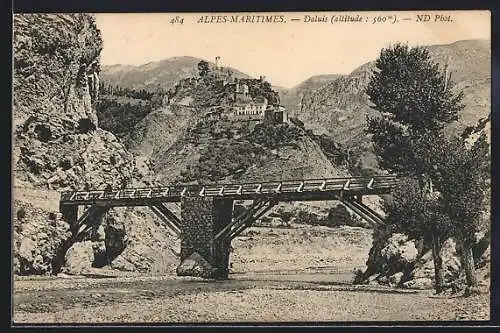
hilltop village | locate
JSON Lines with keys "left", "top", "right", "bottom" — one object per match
{"left": 165, "top": 57, "right": 290, "bottom": 125}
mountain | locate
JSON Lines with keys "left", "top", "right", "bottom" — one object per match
{"left": 280, "top": 74, "right": 343, "bottom": 115}
{"left": 293, "top": 39, "right": 490, "bottom": 173}
{"left": 427, "top": 39, "right": 490, "bottom": 136}
{"left": 101, "top": 56, "right": 252, "bottom": 92}
{"left": 297, "top": 39, "right": 490, "bottom": 138}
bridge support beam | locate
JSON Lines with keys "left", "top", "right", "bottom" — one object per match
{"left": 176, "top": 197, "right": 234, "bottom": 279}
{"left": 338, "top": 196, "right": 385, "bottom": 227}
{"left": 354, "top": 195, "right": 363, "bottom": 204}
{"left": 149, "top": 204, "right": 182, "bottom": 237}
{"left": 59, "top": 204, "right": 78, "bottom": 228}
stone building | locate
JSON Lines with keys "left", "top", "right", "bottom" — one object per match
{"left": 263, "top": 105, "right": 289, "bottom": 125}
{"left": 234, "top": 80, "right": 251, "bottom": 102}
{"left": 227, "top": 97, "right": 268, "bottom": 121}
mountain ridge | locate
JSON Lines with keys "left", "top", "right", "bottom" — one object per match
{"left": 101, "top": 56, "right": 251, "bottom": 92}
{"left": 291, "top": 39, "right": 490, "bottom": 173}
{"left": 100, "top": 39, "right": 490, "bottom": 177}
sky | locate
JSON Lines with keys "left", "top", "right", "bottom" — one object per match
{"left": 94, "top": 11, "right": 490, "bottom": 88}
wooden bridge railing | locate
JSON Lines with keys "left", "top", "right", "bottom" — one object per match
{"left": 60, "top": 175, "right": 398, "bottom": 205}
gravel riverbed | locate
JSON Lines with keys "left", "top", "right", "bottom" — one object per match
{"left": 12, "top": 225, "right": 490, "bottom": 323}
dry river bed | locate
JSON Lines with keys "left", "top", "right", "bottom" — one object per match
{"left": 12, "top": 225, "right": 490, "bottom": 323}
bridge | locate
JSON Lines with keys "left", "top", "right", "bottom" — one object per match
{"left": 58, "top": 175, "right": 398, "bottom": 279}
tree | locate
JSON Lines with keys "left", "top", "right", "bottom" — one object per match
{"left": 365, "top": 44, "right": 466, "bottom": 294}
{"left": 387, "top": 125, "right": 490, "bottom": 295}
{"left": 366, "top": 43, "right": 463, "bottom": 176}
{"left": 385, "top": 178, "right": 453, "bottom": 293}
{"left": 431, "top": 132, "right": 490, "bottom": 295}
{"left": 197, "top": 60, "right": 209, "bottom": 77}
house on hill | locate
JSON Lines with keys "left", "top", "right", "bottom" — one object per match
{"left": 227, "top": 96, "right": 268, "bottom": 121}
{"left": 225, "top": 97, "right": 289, "bottom": 124}
{"left": 234, "top": 81, "right": 251, "bottom": 102}
{"left": 195, "top": 58, "right": 289, "bottom": 124}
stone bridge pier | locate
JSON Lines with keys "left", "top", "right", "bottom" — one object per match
{"left": 176, "top": 197, "right": 234, "bottom": 279}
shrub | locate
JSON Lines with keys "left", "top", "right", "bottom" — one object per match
{"left": 325, "top": 205, "right": 355, "bottom": 227}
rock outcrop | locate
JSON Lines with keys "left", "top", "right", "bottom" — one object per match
{"left": 13, "top": 201, "right": 71, "bottom": 275}
{"left": 13, "top": 14, "right": 135, "bottom": 191}
{"left": 176, "top": 252, "right": 214, "bottom": 278}
{"left": 356, "top": 226, "right": 490, "bottom": 293}
{"left": 12, "top": 14, "right": 179, "bottom": 276}
{"left": 105, "top": 208, "right": 179, "bottom": 274}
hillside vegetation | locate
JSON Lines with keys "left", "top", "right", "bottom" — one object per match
{"left": 96, "top": 84, "right": 168, "bottom": 139}
{"left": 153, "top": 119, "right": 348, "bottom": 185}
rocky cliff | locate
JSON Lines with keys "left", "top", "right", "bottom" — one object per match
{"left": 12, "top": 14, "right": 178, "bottom": 276}
{"left": 13, "top": 14, "right": 134, "bottom": 191}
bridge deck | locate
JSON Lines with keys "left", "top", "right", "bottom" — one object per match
{"left": 60, "top": 176, "right": 398, "bottom": 207}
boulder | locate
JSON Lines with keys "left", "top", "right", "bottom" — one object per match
{"left": 379, "top": 233, "right": 418, "bottom": 275}
{"left": 103, "top": 209, "right": 129, "bottom": 262}
{"left": 403, "top": 277, "right": 434, "bottom": 290}
{"left": 63, "top": 241, "right": 94, "bottom": 275}
{"left": 361, "top": 230, "right": 474, "bottom": 291}
{"left": 13, "top": 201, "right": 71, "bottom": 275}
{"left": 104, "top": 207, "right": 178, "bottom": 274}
{"left": 388, "top": 272, "right": 405, "bottom": 286}
{"left": 32, "top": 254, "right": 49, "bottom": 273}
{"left": 18, "top": 237, "right": 36, "bottom": 263}
{"left": 110, "top": 257, "right": 136, "bottom": 272}
{"left": 176, "top": 252, "right": 214, "bottom": 278}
